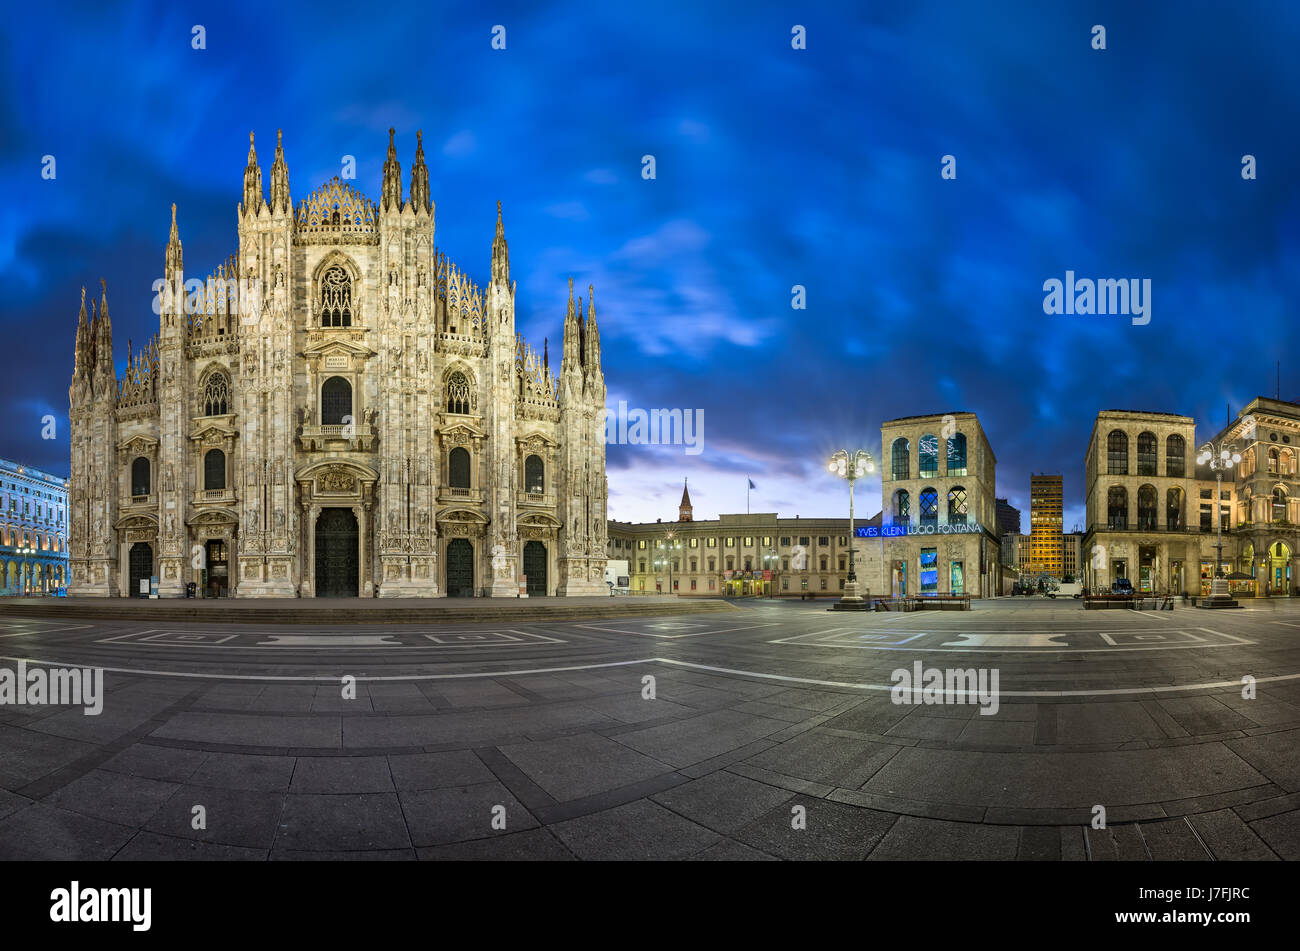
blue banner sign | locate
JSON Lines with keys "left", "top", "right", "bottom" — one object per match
{"left": 856, "top": 522, "right": 983, "bottom": 538}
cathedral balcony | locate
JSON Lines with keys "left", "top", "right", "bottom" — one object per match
{"left": 516, "top": 491, "right": 555, "bottom": 508}
{"left": 121, "top": 493, "right": 156, "bottom": 509}
{"left": 437, "top": 486, "right": 484, "bottom": 505}
{"left": 195, "top": 489, "right": 237, "bottom": 505}
{"left": 297, "top": 424, "right": 378, "bottom": 453}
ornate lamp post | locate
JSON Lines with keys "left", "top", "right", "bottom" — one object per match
{"left": 654, "top": 530, "right": 681, "bottom": 596}
{"left": 17, "top": 546, "right": 35, "bottom": 596}
{"left": 763, "top": 547, "right": 779, "bottom": 598}
{"left": 828, "top": 448, "right": 875, "bottom": 606}
{"left": 1197, "top": 440, "right": 1240, "bottom": 602}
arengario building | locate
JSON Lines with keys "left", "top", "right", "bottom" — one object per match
{"left": 67, "top": 129, "right": 609, "bottom": 599}
{"left": 1082, "top": 399, "right": 1300, "bottom": 596}
{"left": 878, "top": 412, "right": 1001, "bottom": 597}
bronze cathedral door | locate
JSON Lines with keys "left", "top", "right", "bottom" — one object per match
{"left": 315, "top": 508, "right": 359, "bottom": 597}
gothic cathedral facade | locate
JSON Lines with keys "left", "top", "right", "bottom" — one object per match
{"left": 67, "top": 129, "right": 609, "bottom": 598}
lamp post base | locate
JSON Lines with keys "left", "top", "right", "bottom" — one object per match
{"left": 1198, "top": 577, "right": 1241, "bottom": 608}
{"left": 833, "top": 581, "right": 873, "bottom": 610}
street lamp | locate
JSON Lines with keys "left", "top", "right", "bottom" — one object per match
{"left": 16, "top": 547, "right": 35, "bottom": 596}
{"left": 828, "top": 448, "right": 875, "bottom": 606}
{"left": 654, "top": 530, "right": 681, "bottom": 596}
{"left": 1197, "top": 440, "right": 1240, "bottom": 602}
{"left": 763, "top": 547, "right": 779, "bottom": 598}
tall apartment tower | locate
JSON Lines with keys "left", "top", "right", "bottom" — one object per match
{"left": 1029, "top": 474, "right": 1063, "bottom": 578}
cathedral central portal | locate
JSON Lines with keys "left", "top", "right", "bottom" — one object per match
{"left": 314, "top": 508, "right": 359, "bottom": 597}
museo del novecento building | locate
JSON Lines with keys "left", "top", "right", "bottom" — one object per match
{"left": 878, "top": 412, "right": 1002, "bottom": 598}
{"left": 1082, "top": 399, "right": 1300, "bottom": 597}
{"left": 67, "top": 129, "right": 609, "bottom": 599}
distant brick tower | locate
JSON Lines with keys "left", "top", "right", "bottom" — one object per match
{"left": 678, "top": 479, "right": 693, "bottom": 522}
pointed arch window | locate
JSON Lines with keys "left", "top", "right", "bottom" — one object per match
{"left": 201, "top": 371, "right": 230, "bottom": 417}
{"left": 446, "top": 372, "right": 471, "bottom": 415}
{"left": 320, "top": 265, "right": 352, "bottom": 327}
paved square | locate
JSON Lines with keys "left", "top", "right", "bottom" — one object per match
{"left": 1, "top": 598, "right": 1299, "bottom": 860}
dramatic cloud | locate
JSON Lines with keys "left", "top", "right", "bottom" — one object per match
{"left": 4, "top": 1, "right": 1298, "bottom": 530}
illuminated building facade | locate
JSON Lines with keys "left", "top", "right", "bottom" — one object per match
{"left": 1078, "top": 403, "right": 1300, "bottom": 596}
{"left": 1, "top": 459, "right": 69, "bottom": 595}
{"left": 880, "top": 412, "right": 1000, "bottom": 597}
{"left": 607, "top": 511, "right": 882, "bottom": 597}
{"left": 67, "top": 129, "right": 608, "bottom": 598}
{"left": 1029, "top": 474, "right": 1064, "bottom": 577}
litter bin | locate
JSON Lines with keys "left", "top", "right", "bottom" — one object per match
{"left": 185, "top": 582, "right": 197, "bottom": 599}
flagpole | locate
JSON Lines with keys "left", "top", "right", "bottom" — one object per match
{"left": 747, "top": 478, "right": 750, "bottom": 514}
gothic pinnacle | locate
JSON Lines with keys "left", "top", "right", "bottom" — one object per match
{"left": 382, "top": 127, "right": 403, "bottom": 211}
{"left": 243, "top": 131, "right": 264, "bottom": 213}
{"left": 491, "top": 200, "right": 509, "bottom": 284}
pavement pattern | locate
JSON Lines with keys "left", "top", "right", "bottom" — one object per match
{"left": 0, "top": 597, "right": 1298, "bottom": 860}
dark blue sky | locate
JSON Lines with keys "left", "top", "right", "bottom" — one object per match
{"left": 5, "top": 1, "right": 1299, "bottom": 529}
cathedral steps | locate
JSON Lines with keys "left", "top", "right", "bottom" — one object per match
{"left": 0, "top": 596, "right": 735, "bottom": 626}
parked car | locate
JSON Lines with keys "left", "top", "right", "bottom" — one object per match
{"left": 1111, "top": 578, "right": 1134, "bottom": 595}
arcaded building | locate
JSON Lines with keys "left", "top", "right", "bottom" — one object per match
{"left": 880, "top": 412, "right": 1000, "bottom": 597}
{"left": 1078, "top": 404, "right": 1300, "bottom": 597}
{"left": 67, "top": 129, "right": 608, "bottom": 599}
